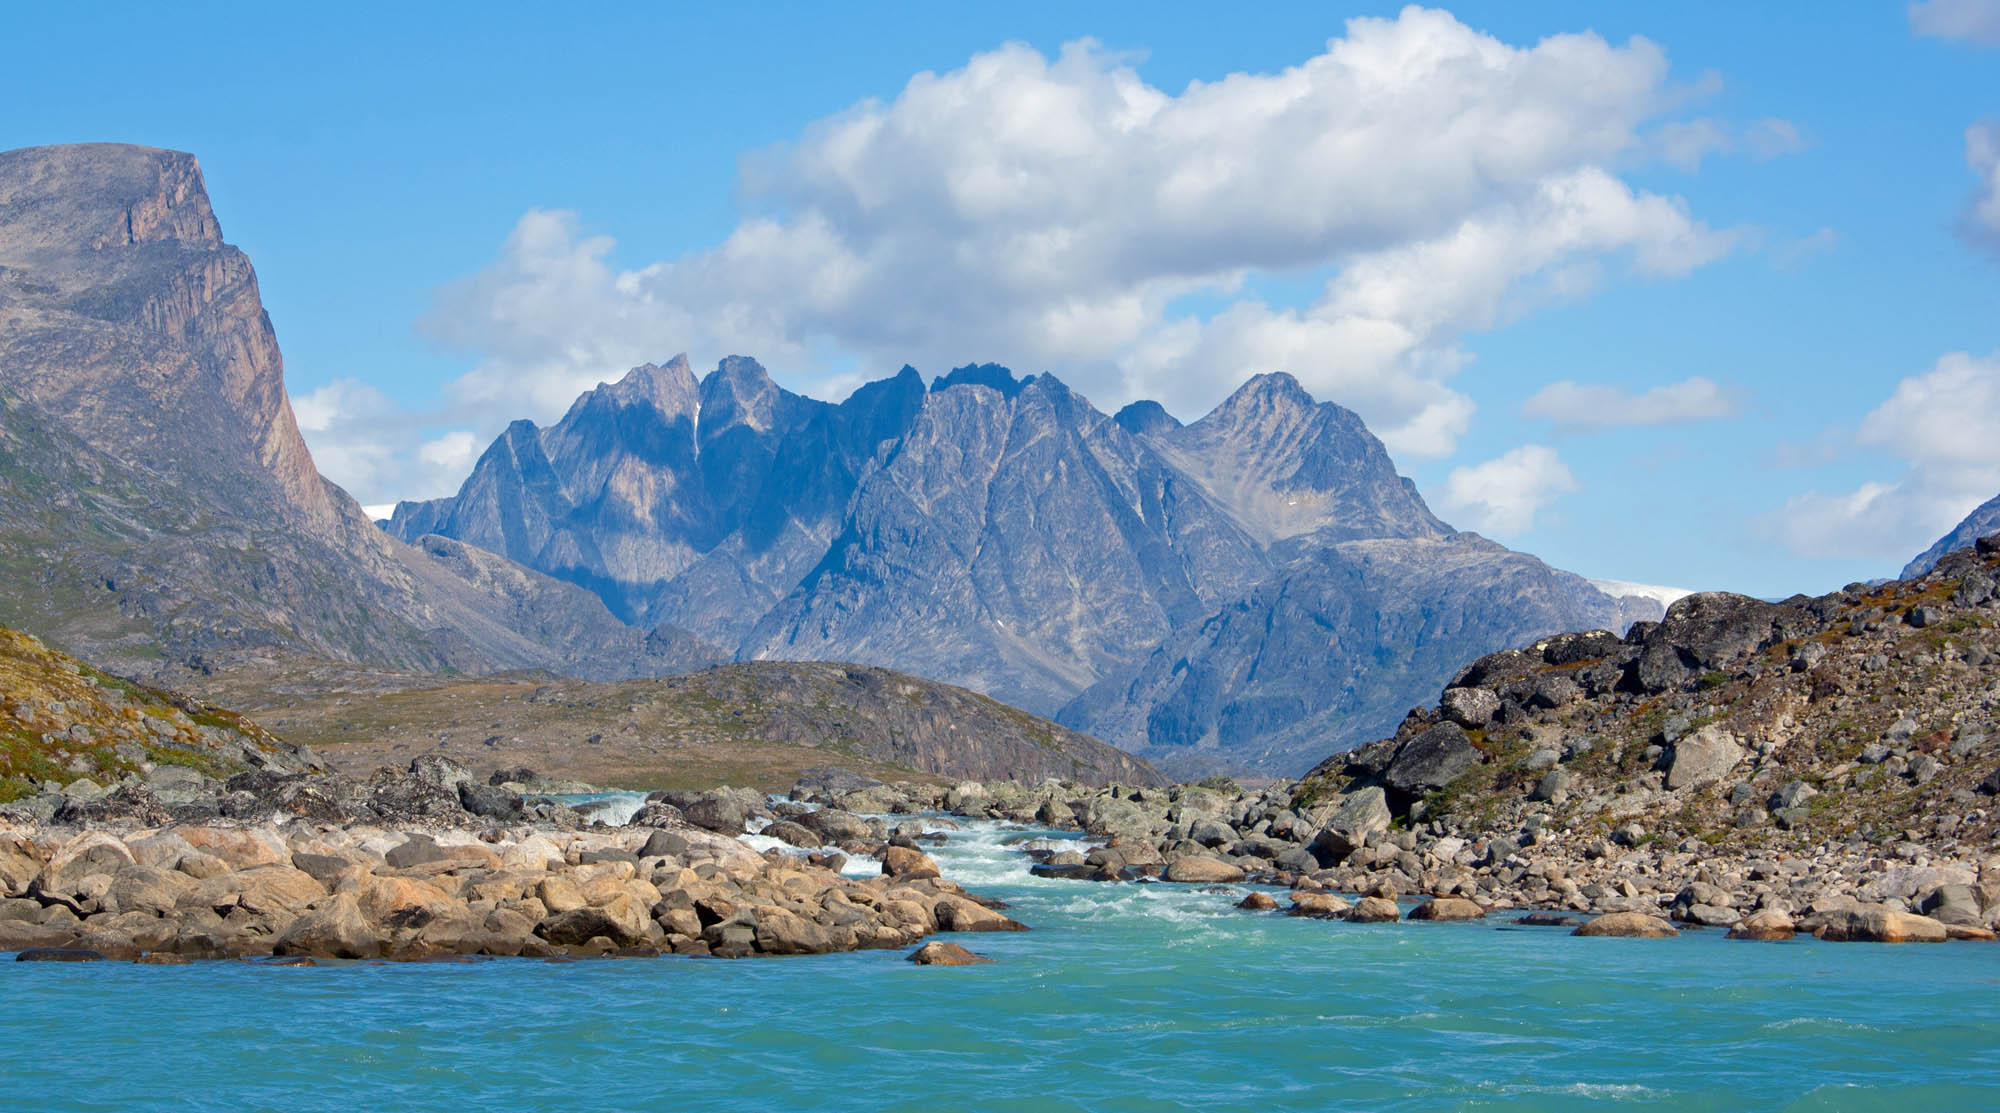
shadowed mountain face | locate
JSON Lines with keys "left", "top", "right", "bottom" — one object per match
{"left": 1904, "top": 492, "right": 2000, "bottom": 579}
{"left": 396, "top": 357, "right": 1658, "bottom": 775}
{"left": 0, "top": 143, "right": 719, "bottom": 682}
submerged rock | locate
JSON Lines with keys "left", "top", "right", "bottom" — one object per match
{"left": 908, "top": 940, "right": 992, "bottom": 966}
{"left": 1573, "top": 912, "right": 1679, "bottom": 938}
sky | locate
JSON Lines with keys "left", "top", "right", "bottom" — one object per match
{"left": 5, "top": 1, "right": 1998, "bottom": 599}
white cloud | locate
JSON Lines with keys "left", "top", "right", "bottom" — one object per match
{"left": 1653, "top": 116, "right": 1805, "bottom": 170}
{"left": 1521, "top": 375, "right": 1741, "bottom": 429}
{"left": 1963, "top": 120, "right": 2000, "bottom": 255}
{"left": 1438, "top": 444, "right": 1579, "bottom": 536}
{"left": 1910, "top": 0, "right": 2000, "bottom": 44}
{"left": 421, "top": 9, "right": 1743, "bottom": 459}
{"left": 289, "top": 378, "right": 483, "bottom": 509}
{"left": 1763, "top": 351, "right": 2000, "bottom": 559}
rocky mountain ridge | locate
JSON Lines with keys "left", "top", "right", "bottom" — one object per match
{"left": 393, "top": 359, "right": 1656, "bottom": 775}
{"left": 1906, "top": 491, "right": 2000, "bottom": 579}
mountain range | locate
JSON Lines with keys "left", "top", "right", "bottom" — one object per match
{"left": 1905, "top": 493, "right": 2000, "bottom": 579}
{"left": 1, "top": 141, "right": 1663, "bottom": 777}
{"left": 388, "top": 358, "right": 1659, "bottom": 774}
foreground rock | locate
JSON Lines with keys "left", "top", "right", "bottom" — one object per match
{"left": 907, "top": 940, "right": 993, "bottom": 965}
{"left": 1573, "top": 912, "right": 1680, "bottom": 938}
{"left": 0, "top": 761, "right": 1026, "bottom": 963}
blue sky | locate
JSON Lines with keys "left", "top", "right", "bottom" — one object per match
{"left": 6, "top": 1, "right": 1997, "bottom": 599}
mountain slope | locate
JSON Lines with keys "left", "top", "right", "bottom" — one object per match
{"left": 400, "top": 351, "right": 1656, "bottom": 772}
{"left": 0, "top": 142, "right": 717, "bottom": 682}
{"left": 1905, "top": 492, "right": 2000, "bottom": 579}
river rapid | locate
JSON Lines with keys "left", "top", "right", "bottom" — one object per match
{"left": 3, "top": 814, "right": 1996, "bottom": 1112}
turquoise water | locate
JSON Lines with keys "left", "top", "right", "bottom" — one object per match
{"left": 4, "top": 820, "right": 1997, "bottom": 1113}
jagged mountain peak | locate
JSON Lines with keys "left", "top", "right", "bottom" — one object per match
{"left": 1113, "top": 400, "right": 1182, "bottom": 438}
{"left": 590, "top": 354, "right": 699, "bottom": 415}
{"left": 1148, "top": 372, "right": 1447, "bottom": 545}
{"left": 931, "top": 362, "right": 1032, "bottom": 398}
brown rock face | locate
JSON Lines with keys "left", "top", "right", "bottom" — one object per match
{"left": 1407, "top": 897, "right": 1486, "bottom": 922}
{"left": 1815, "top": 907, "right": 1948, "bottom": 944}
{"left": 1163, "top": 855, "right": 1247, "bottom": 883}
{"left": 908, "top": 940, "right": 993, "bottom": 965}
{"left": 1345, "top": 896, "right": 1401, "bottom": 923}
{"left": 1573, "top": 912, "right": 1680, "bottom": 938}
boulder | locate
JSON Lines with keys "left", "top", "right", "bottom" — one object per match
{"left": 1287, "top": 893, "right": 1352, "bottom": 919}
{"left": 797, "top": 809, "right": 876, "bottom": 844}
{"left": 907, "top": 940, "right": 992, "bottom": 965}
{"left": 1407, "top": 897, "right": 1485, "bottom": 921}
{"left": 760, "top": 820, "right": 822, "bottom": 849}
{"left": 1237, "top": 892, "right": 1279, "bottom": 911}
{"left": 1573, "top": 912, "right": 1680, "bottom": 938}
{"left": 1816, "top": 907, "right": 1948, "bottom": 943}
{"left": 1382, "top": 724, "right": 1483, "bottom": 796}
{"left": 1665, "top": 726, "right": 1745, "bottom": 791}
{"left": 932, "top": 897, "right": 1027, "bottom": 933}
{"left": 1311, "top": 787, "right": 1390, "bottom": 862}
{"left": 1726, "top": 908, "right": 1796, "bottom": 941}
{"left": 457, "top": 782, "right": 524, "bottom": 821}
{"left": 274, "top": 893, "right": 382, "bottom": 959}
{"left": 105, "top": 864, "right": 196, "bottom": 917}
{"left": 682, "top": 795, "right": 751, "bottom": 834}
{"left": 1163, "top": 856, "right": 1246, "bottom": 884}
{"left": 881, "top": 846, "right": 942, "bottom": 880}
{"left": 1438, "top": 687, "right": 1501, "bottom": 728}
{"left": 1344, "top": 896, "right": 1401, "bottom": 923}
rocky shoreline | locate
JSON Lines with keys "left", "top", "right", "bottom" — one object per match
{"left": 0, "top": 761, "right": 1025, "bottom": 964}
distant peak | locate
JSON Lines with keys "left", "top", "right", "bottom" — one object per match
{"left": 594, "top": 355, "right": 698, "bottom": 415}
{"left": 1228, "top": 372, "right": 1314, "bottom": 408}
{"left": 1113, "top": 400, "right": 1181, "bottom": 438}
{"left": 0, "top": 142, "right": 222, "bottom": 253}
{"left": 930, "top": 363, "right": 1030, "bottom": 398}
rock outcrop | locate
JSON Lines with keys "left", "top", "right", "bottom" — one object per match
{"left": 0, "top": 143, "right": 718, "bottom": 685}
{"left": 1904, "top": 492, "right": 2000, "bottom": 579}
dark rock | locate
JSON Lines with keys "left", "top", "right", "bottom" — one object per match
{"left": 457, "top": 782, "right": 525, "bottom": 820}
{"left": 15, "top": 947, "right": 105, "bottom": 962}
{"left": 1382, "top": 723, "right": 1483, "bottom": 797}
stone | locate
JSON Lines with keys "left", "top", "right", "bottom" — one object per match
{"left": 1407, "top": 897, "right": 1485, "bottom": 921}
{"left": 1573, "top": 912, "right": 1680, "bottom": 938}
{"left": 1382, "top": 723, "right": 1483, "bottom": 796}
{"left": 1288, "top": 893, "right": 1353, "bottom": 919}
{"left": 932, "top": 897, "right": 1027, "bottom": 933}
{"left": 907, "top": 940, "right": 992, "bottom": 965}
{"left": 1816, "top": 907, "right": 1948, "bottom": 943}
{"left": 761, "top": 820, "right": 822, "bottom": 848}
{"left": 1236, "top": 892, "right": 1279, "bottom": 911}
{"left": 881, "top": 846, "right": 942, "bottom": 880}
{"left": 1344, "top": 896, "right": 1400, "bottom": 923}
{"left": 682, "top": 795, "right": 751, "bottom": 834}
{"left": 1163, "top": 856, "right": 1246, "bottom": 883}
{"left": 1726, "top": 908, "right": 1796, "bottom": 941}
{"left": 537, "top": 906, "right": 645, "bottom": 948}
{"left": 457, "top": 782, "right": 525, "bottom": 821}
{"left": 1521, "top": 748, "right": 1561, "bottom": 771}
{"left": 1665, "top": 726, "right": 1745, "bottom": 791}
{"left": 105, "top": 864, "right": 196, "bottom": 917}
{"left": 384, "top": 835, "right": 452, "bottom": 870}
{"left": 1438, "top": 687, "right": 1501, "bottom": 728}
{"left": 1311, "top": 787, "right": 1391, "bottom": 863}
{"left": 1528, "top": 770, "right": 1573, "bottom": 803}
{"left": 274, "top": 893, "right": 382, "bottom": 959}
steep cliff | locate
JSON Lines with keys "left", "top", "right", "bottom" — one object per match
{"left": 0, "top": 143, "right": 717, "bottom": 682}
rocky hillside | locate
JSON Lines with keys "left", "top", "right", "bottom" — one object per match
{"left": 0, "top": 142, "right": 717, "bottom": 682}
{"left": 1905, "top": 492, "right": 2000, "bottom": 578}
{"left": 1296, "top": 533, "right": 2000, "bottom": 860}
{"left": 0, "top": 624, "right": 323, "bottom": 807}
{"left": 212, "top": 660, "right": 1163, "bottom": 790}
{"left": 392, "top": 359, "right": 1656, "bottom": 774}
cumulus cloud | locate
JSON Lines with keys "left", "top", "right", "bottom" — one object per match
{"left": 1763, "top": 351, "right": 2000, "bottom": 559}
{"left": 417, "top": 8, "right": 1743, "bottom": 465}
{"left": 1520, "top": 375, "right": 1741, "bottom": 429}
{"left": 1910, "top": 0, "right": 2000, "bottom": 43}
{"left": 291, "top": 378, "right": 483, "bottom": 508}
{"left": 1962, "top": 120, "right": 2000, "bottom": 256}
{"left": 1438, "top": 444, "right": 1579, "bottom": 536}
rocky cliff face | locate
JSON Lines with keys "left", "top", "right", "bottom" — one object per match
{"left": 398, "top": 354, "right": 1657, "bottom": 773}
{"left": 0, "top": 143, "right": 717, "bottom": 682}
{"left": 1905, "top": 492, "right": 2000, "bottom": 579}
